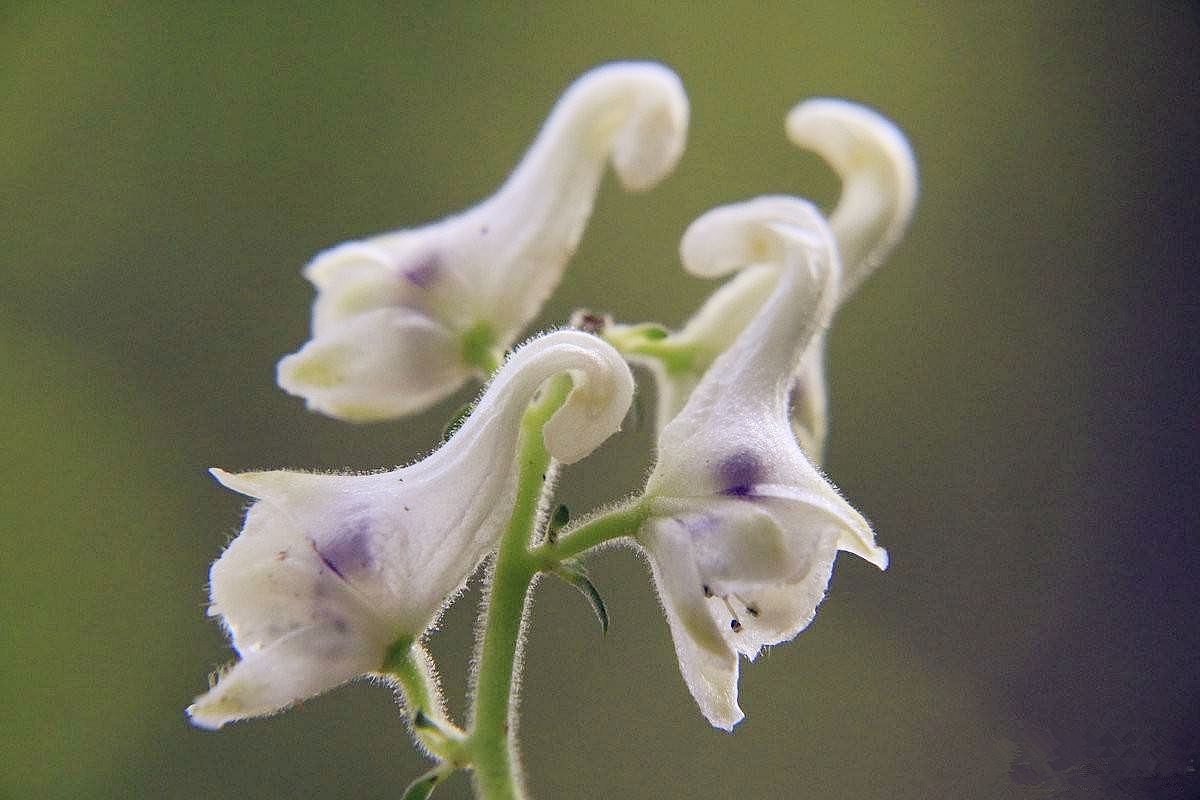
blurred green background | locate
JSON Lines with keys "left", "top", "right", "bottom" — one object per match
{"left": 3, "top": 2, "right": 1198, "bottom": 798}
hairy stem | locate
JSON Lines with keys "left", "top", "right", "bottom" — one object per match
{"left": 468, "top": 374, "right": 573, "bottom": 800}
{"left": 379, "top": 638, "right": 466, "bottom": 764}
{"left": 532, "top": 501, "right": 650, "bottom": 565}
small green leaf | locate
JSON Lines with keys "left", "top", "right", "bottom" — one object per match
{"left": 401, "top": 766, "right": 449, "bottom": 800}
{"left": 547, "top": 504, "right": 570, "bottom": 543}
{"left": 556, "top": 561, "right": 609, "bottom": 635}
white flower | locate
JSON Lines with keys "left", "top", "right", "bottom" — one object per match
{"left": 786, "top": 98, "right": 918, "bottom": 298}
{"left": 606, "top": 99, "right": 915, "bottom": 459}
{"left": 635, "top": 198, "right": 887, "bottom": 731}
{"left": 604, "top": 200, "right": 811, "bottom": 442}
{"left": 189, "top": 330, "right": 633, "bottom": 729}
{"left": 785, "top": 98, "right": 918, "bottom": 458}
{"left": 277, "top": 61, "right": 687, "bottom": 421}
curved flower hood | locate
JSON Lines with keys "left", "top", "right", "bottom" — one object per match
{"left": 636, "top": 197, "right": 887, "bottom": 731}
{"left": 608, "top": 99, "right": 915, "bottom": 459}
{"left": 277, "top": 61, "right": 688, "bottom": 421}
{"left": 189, "top": 330, "right": 634, "bottom": 729}
{"left": 785, "top": 98, "right": 918, "bottom": 457}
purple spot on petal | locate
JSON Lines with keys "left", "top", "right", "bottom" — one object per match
{"left": 312, "top": 543, "right": 345, "bottom": 580}
{"left": 675, "top": 514, "right": 718, "bottom": 535}
{"left": 717, "top": 450, "right": 763, "bottom": 497}
{"left": 312, "top": 523, "right": 373, "bottom": 581}
{"left": 402, "top": 253, "right": 441, "bottom": 289}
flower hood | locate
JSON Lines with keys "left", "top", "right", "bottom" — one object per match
{"left": 636, "top": 197, "right": 887, "bottom": 731}
{"left": 189, "top": 330, "right": 634, "bottom": 729}
{"left": 607, "top": 99, "right": 915, "bottom": 459}
{"left": 277, "top": 61, "right": 687, "bottom": 421}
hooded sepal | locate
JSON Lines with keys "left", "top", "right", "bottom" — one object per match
{"left": 636, "top": 198, "right": 886, "bottom": 730}
{"left": 278, "top": 62, "right": 687, "bottom": 421}
{"left": 190, "top": 331, "right": 633, "bottom": 728}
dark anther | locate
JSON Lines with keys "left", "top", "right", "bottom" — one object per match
{"left": 571, "top": 309, "right": 609, "bottom": 334}
{"left": 702, "top": 584, "right": 713, "bottom": 598}
{"left": 730, "top": 619, "right": 742, "bottom": 632}
{"left": 746, "top": 606, "right": 759, "bottom": 617}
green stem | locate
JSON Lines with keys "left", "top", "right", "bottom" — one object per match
{"left": 379, "top": 638, "right": 466, "bottom": 764}
{"left": 468, "top": 374, "right": 574, "bottom": 800}
{"left": 531, "top": 501, "right": 650, "bottom": 566}
{"left": 601, "top": 326, "right": 702, "bottom": 375}
{"left": 461, "top": 320, "right": 503, "bottom": 374}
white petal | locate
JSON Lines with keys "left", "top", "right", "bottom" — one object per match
{"left": 650, "top": 497, "right": 797, "bottom": 590}
{"left": 754, "top": 483, "right": 888, "bottom": 571}
{"left": 725, "top": 559, "right": 835, "bottom": 661}
{"left": 208, "top": 466, "right": 344, "bottom": 504}
{"left": 619, "top": 103, "right": 915, "bottom": 455}
{"left": 304, "top": 239, "right": 475, "bottom": 336}
{"left": 196, "top": 331, "right": 634, "bottom": 727}
{"left": 610, "top": 264, "right": 778, "bottom": 435}
{"left": 786, "top": 97, "right": 918, "bottom": 299}
{"left": 789, "top": 343, "right": 829, "bottom": 461}
{"left": 538, "top": 334, "right": 636, "bottom": 465}
{"left": 187, "top": 614, "right": 388, "bottom": 730}
{"left": 425, "top": 329, "right": 634, "bottom": 474}
{"left": 638, "top": 201, "right": 885, "bottom": 729}
{"left": 639, "top": 518, "right": 743, "bottom": 731}
{"left": 276, "top": 308, "right": 465, "bottom": 421}
{"left": 190, "top": 504, "right": 394, "bottom": 728}
{"left": 645, "top": 497, "right": 844, "bottom": 661}
{"left": 281, "top": 62, "right": 687, "bottom": 420}
{"left": 649, "top": 199, "right": 841, "bottom": 497}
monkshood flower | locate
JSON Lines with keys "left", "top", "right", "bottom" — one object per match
{"left": 277, "top": 61, "right": 687, "bottom": 421}
{"left": 605, "top": 99, "right": 915, "bottom": 459}
{"left": 635, "top": 197, "right": 888, "bottom": 731}
{"left": 188, "top": 330, "right": 634, "bottom": 729}
{"left": 785, "top": 98, "right": 918, "bottom": 458}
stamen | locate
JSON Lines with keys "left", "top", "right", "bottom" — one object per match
{"left": 732, "top": 593, "right": 760, "bottom": 617}
{"left": 719, "top": 596, "right": 743, "bottom": 633}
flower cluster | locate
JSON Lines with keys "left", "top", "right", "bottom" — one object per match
{"left": 190, "top": 60, "right": 915, "bottom": 754}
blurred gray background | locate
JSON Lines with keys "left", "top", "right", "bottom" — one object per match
{"left": 3, "top": 2, "right": 1198, "bottom": 798}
